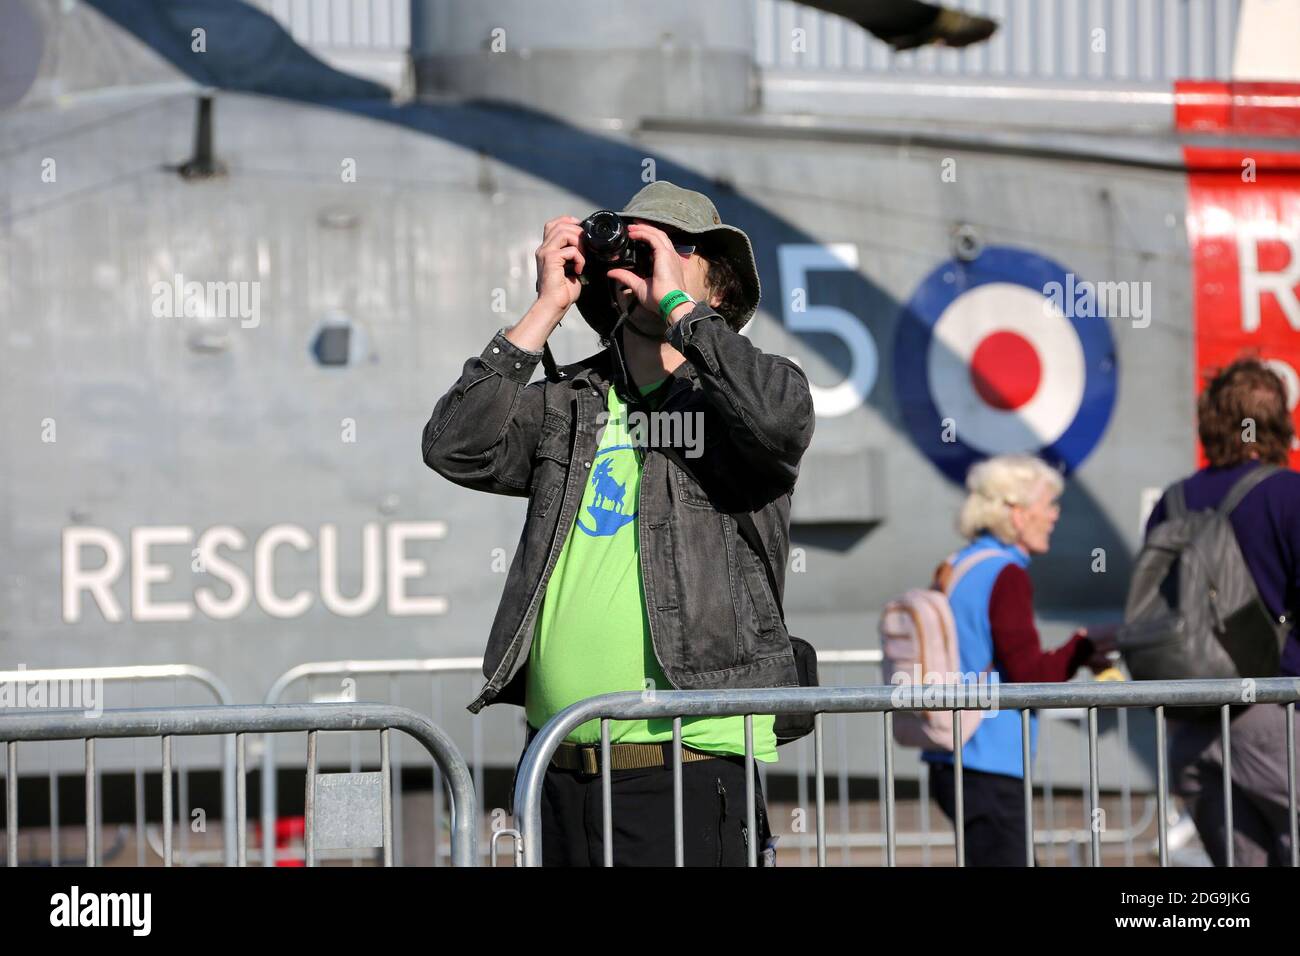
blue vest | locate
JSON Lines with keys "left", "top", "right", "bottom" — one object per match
{"left": 922, "top": 533, "right": 1039, "bottom": 778}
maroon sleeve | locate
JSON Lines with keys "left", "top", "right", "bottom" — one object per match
{"left": 988, "top": 564, "right": 1092, "bottom": 682}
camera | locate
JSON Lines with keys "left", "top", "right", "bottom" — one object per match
{"left": 566, "top": 210, "right": 653, "bottom": 282}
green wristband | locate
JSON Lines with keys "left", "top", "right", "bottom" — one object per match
{"left": 658, "top": 289, "right": 693, "bottom": 323}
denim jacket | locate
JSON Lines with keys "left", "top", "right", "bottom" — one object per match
{"left": 421, "top": 303, "right": 816, "bottom": 712}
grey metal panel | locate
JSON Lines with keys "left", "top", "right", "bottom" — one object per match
{"left": 757, "top": 0, "right": 1241, "bottom": 85}
{"left": 789, "top": 447, "right": 884, "bottom": 523}
{"left": 313, "top": 771, "right": 385, "bottom": 849}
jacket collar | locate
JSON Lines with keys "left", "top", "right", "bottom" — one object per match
{"left": 554, "top": 330, "right": 698, "bottom": 406}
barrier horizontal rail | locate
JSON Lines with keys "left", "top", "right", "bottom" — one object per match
{"left": 514, "top": 679, "right": 1300, "bottom": 867}
{"left": 0, "top": 664, "right": 235, "bottom": 866}
{"left": 1, "top": 703, "right": 478, "bottom": 867}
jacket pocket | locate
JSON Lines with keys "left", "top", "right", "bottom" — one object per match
{"left": 535, "top": 409, "right": 572, "bottom": 463}
{"left": 670, "top": 460, "right": 714, "bottom": 509}
{"left": 528, "top": 411, "right": 571, "bottom": 518}
{"left": 527, "top": 475, "right": 563, "bottom": 518}
{"left": 733, "top": 521, "right": 782, "bottom": 639}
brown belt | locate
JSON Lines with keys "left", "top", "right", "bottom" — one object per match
{"left": 551, "top": 740, "right": 719, "bottom": 775}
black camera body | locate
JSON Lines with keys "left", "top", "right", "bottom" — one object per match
{"left": 568, "top": 210, "right": 653, "bottom": 281}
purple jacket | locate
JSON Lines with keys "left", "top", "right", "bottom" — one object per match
{"left": 1146, "top": 462, "right": 1300, "bottom": 677}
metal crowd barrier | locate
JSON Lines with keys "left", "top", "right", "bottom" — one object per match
{"left": 259, "top": 652, "right": 1158, "bottom": 867}
{"left": 261, "top": 657, "right": 495, "bottom": 867}
{"left": 802, "top": 651, "right": 1157, "bottom": 866}
{"left": 0, "top": 664, "right": 236, "bottom": 866}
{"left": 2, "top": 703, "right": 478, "bottom": 867}
{"left": 512, "top": 679, "right": 1300, "bottom": 867}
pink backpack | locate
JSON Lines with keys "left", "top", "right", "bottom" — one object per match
{"left": 878, "top": 550, "right": 1002, "bottom": 750}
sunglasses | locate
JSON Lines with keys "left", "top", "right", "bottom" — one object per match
{"left": 630, "top": 220, "right": 698, "bottom": 257}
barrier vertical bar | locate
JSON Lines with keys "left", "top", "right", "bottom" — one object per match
{"left": 814, "top": 713, "right": 826, "bottom": 867}
{"left": 430, "top": 676, "right": 443, "bottom": 867}
{"left": 49, "top": 764, "right": 59, "bottom": 867}
{"left": 882, "top": 712, "right": 896, "bottom": 867}
{"left": 389, "top": 676, "right": 403, "bottom": 868}
{"left": 745, "top": 715, "right": 756, "bottom": 868}
{"left": 236, "top": 733, "right": 247, "bottom": 867}
{"left": 162, "top": 736, "right": 173, "bottom": 867}
{"left": 1221, "top": 704, "right": 1233, "bottom": 867}
{"left": 6, "top": 742, "right": 17, "bottom": 867}
{"left": 953, "top": 710, "right": 964, "bottom": 867}
{"left": 672, "top": 717, "right": 684, "bottom": 868}
{"left": 1022, "top": 709, "right": 1034, "bottom": 867}
{"left": 305, "top": 731, "right": 317, "bottom": 868}
{"left": 85, "top": 740, "right": 96, "bottom": 868}
{"left": 601, "top": 719, "right": 612, "bottom": 868}
{"left": 796, "top": 731, "right": 809, "bottom": 867}
{"left": 261, "top": 731, "right": 275, "bottom": 868}
{"left": 1155, "top": 705, "right": 1168, "bottom": 867}
{"left": 382, "top": 729, "right": 393, "bottom": 868}
{"left": 920, "top": 766, "right": 931, "bottom": 867}
{"left": 350, "top": 723, "right": 361, "bottom": 867}
{"left": 1287, "top": 702, "right": 1297, "bottom": 868}
{"left": 132, "top": 684, "right": 145, "bottom": 867}
{"left": 836, "top": 711, "right": 850, "bottom": 867}
{"left": 1088, "top": 707, "right": 1100, "bottom": 867}
{"left": 177, "top": 739, "right": 189, "bottom": 866}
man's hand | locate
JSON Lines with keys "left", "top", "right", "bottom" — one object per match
{"left": 606, "top": 222, "right": 690, "bottom": 324}
{"left": 505, "top": 217, "right": 586, "bottom": 353}
{"left": 533, "top": 215, "right": 586, "bottom": 318}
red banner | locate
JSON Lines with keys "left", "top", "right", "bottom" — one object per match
{"left": 1180, "top": 83, "right": 1300, "bottom": 469}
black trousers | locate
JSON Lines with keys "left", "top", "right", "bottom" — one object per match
{"left": 929, "top": 763, "right": 1031, "bottom": 867}
{"left": 517, "top": 745, "right": 774, "bottom": 867}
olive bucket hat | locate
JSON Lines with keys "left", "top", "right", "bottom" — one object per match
{"left": 574, "top": 181, "right": 762, "bottom": 337}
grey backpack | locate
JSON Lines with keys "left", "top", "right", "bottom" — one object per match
{"left": 1119, "top": 464, "right": 1291, "bottom": 683}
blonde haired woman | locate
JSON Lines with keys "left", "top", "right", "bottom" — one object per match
{"left": 926, "top": 454, "right": 1115, "bottom": 865}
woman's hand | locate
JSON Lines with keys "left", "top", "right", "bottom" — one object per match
{"left": 1074, "top": 624, "right": 1120, "bottom": 674}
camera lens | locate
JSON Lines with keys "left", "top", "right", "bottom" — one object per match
{"left": 582, "top": 210, "right": 629, "bottom": 261}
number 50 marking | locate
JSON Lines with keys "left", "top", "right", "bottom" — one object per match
{"left": 762, "top": 244, "right": 877, "bottom": 418}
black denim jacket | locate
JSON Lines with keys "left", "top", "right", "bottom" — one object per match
{"left": 421, "top": 303, "right": 815, "bottom": 712}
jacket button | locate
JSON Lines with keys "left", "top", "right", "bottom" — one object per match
{"left": 584, "top": 461, "right": 591, "bottom": 469}
{"left": 492, "top": 347, "right": 500, "bottom": 353}
{"left": 514, "top": 361, "right": 522, "bottom": 369}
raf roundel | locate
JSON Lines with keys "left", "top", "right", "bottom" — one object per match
{"left": 893, "top": 246, "right": 1118, "bottom": 485}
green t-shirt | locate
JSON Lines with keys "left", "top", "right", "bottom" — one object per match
{"left": 525, "top": 374, "right": 778, "bottom": 762}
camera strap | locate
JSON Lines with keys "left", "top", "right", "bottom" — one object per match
{"left": 541, "top": 341, "right": 562, "bottom": 382}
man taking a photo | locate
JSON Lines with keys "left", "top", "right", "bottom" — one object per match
{"left": 422, "top": 181, "right": 815, "bottom": 865}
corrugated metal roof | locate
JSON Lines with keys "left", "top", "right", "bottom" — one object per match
{"left": 754, "top": 0, "right": 1241, "bottom": 84}
{"left": 250, "top": 0, "right": 1241, "bottom": 89}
